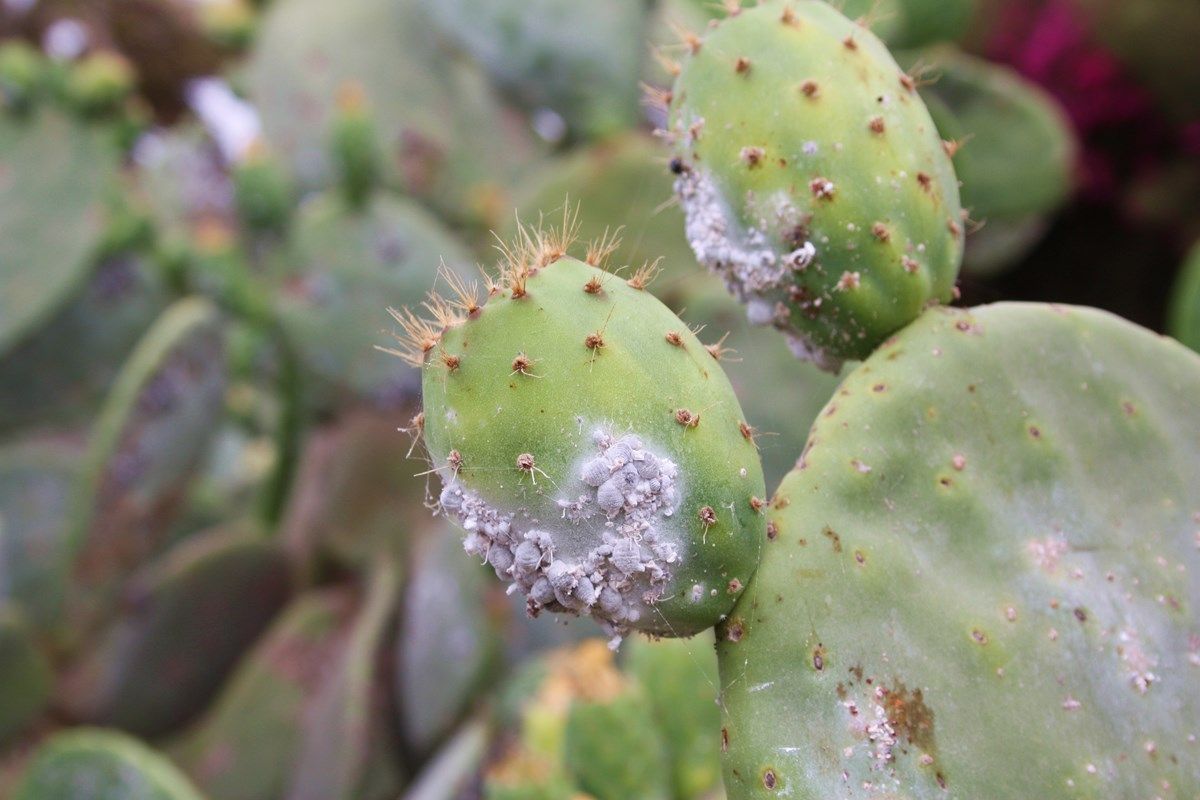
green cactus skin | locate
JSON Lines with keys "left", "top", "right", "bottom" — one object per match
{"left": 412, "top": 241, "right": 766, "bottom": 643}
{"left": 0, "top": 41, "right": 45, "bottom": 111}
{"left": 910, "top": 47, "right": 1078, "bottom": 276}
{"left": 0, "top": 607, "right": 51, "bottom": 743}
{"left": 57, "top": 524, "right": 291, "bottom": 737}
{"left": 667, "top": 0, "right": 964, "bottom": 370}
{"left": 0, "top": 434, "right": 83, "bottom": 631}
{"left": 0, "top": 252, "right": 170, "bottom": 436}
{"left": 285, "top": 562, "right": 404, "bottom": 800}
{"left": 715, "top": 303, "right": 1200, "bottom": 799}
{"left": 0, "top": 106, "right": 123, "bottom": 361}
{"left": 66, "top": 297, "right": 227, "bottom": 638}
{"left": 14, "top": 728, "right": 204, "bottom": 800}
{"left": 505, "top": 134, "right": 699, "bottom": 309}
{"left": 60, "top": 51, "right": 137, "bottom": 118}
{"left": 232, "top": 146, "right": 294, "bottom": 235}
{"left": 418, "top": 0, "right": 650, "bottom": 140}
{"left": 1168, "top": 240, "right": 1200, "bottom": 353}
{"left": 397, "top": 520, "right": 502, "bottom": 756}
{"left": 485, "top": 640, "right": 671, "bottom": 800}
{"left": 169, "top": 589, "right": 357, "bottom": 800}
{"left": 626, "top": 634, "right": 723, "bottom": 799}
{"left": 246, "top": 0, "right": 540, "bottom": 227}
{"left": 273, "top": 192, "right": 474, "bottom": 411}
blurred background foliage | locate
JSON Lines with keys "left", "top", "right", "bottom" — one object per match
{"left": 0, "top": 0, "right": 1198, "bottom": 796}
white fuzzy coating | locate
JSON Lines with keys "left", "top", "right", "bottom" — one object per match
{"left": 437, "top": 430, "right": 682, "bottom": 644}
{"left": 674, "top": 165, "right": 842, "bottom": 372}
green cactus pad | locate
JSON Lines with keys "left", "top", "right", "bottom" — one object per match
{"left": 15, "top": 728, "right": 204, "bottom": 800}
{"left": 397, "top": 519, "right": 501, "bottom": 755}
{"left": 413, "top": 240, "right": 766, "bottom": 642}
{"left": 418, "top": 0, "right": 650, "bottom": 139}
{"left": 246, "top": 0, "right": 539, "bottom": 225}
{"left": 626, "top": 634, "right": 723, "bottom": 799}
{"left": 668, "top": 0, "right": 963, "bottom": 369}
{"left": 273, "top": 192, "right": 474, "bottom": 410}
{"left": 0, "top": 252, "right": 170, "bottom": 435}
{"left": 0, "top": 434, "right": 84, "bottom": 630}
{"left": 717, "top": 303, "right": 1200, "bottom": 799}
{"left": 505, "top": 134, "right": 700, "bottom": 309}
{"left": 913, "top": 47, "right": 1077, "bottom": 275}
{"left": 58, "top": 523, "right": 291, "bottom": 736}
{"left": 1169, "top": 240, "right": 1200, "bottom": 353}
{"left": 66, "top": 297, "right": 227, "bottom": 636}
{"left": 169, "top": 589, "right": 357, "bottom": 800}
{"left": 0, "top": 107, "right": 122, "bottom": 359}
{"left": 0, "top": 607, "right": 51, "bottom": 743}
{"left": 285, "top": 562, "right": 404, "bottom": 800}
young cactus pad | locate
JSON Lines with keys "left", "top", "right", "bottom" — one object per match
{"left": 397, "top": 222, "right": 766, "bottom": 642}
{"left": 716, "top": 303, "right": 1200, "bottom": 799}
{"left": 667, "top": 0, "right": 963, "bottom": 369}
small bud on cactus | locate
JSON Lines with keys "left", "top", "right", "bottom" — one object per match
{"left": 667, "top": 0, "right": 963, "bottom": 370}
{"left": 389, "top": 213, "right": 766, "bottom": 644}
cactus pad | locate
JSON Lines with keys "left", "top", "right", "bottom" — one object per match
{"left": 15, "top": 728, "right": 204, "bottom": 800}
{"left": 66, "top": 297, "right": 227, "bottom": 635}
{"left": 668, "top": 0, "right": 964, "bottom": 369}
{"left": 273, "top": 192, "right": 474, "bottom": 410}
{"left": 408, "top": 228, "right": 766, "bottom": 642}
{"left": 717, "top": 303, "right": 1200, "bottom": 799}
{"left": 58, "top": 524, "right": 291, "bottom": 736}
{"left": 1169, "top": 240, "right": 1200, "bottom": 353}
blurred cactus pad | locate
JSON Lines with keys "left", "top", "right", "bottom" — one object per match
{"left": 2, "top": 0, "right": 1200, "bottom": 796}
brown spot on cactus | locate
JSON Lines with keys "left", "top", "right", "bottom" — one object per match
{"left": 871, "top": 222, "right": 890, "bottom": 242}
{"left": 948, "top": 218, "right": 962, "bottom": 237}
{"left": 836, "top": 271, "right": 861, "bottom": 291}
{"left": 511, "top": 353, "right": 534, "bottom": 376}
{"left": 699, "top": 505, "right": 717, "bottom": 527}
{"left": 813, "top": 646, "right": 825, "bottom": 671}
{"left": 584, "top": 331, "right": 605, "bottom": 350}
{"left": 971, "top": 628, "right": 989, "bottom": 645}
{"left": 902, "top": 256, "right": 920, "bottom": 274}
{"left": 943, "top": 138, "right": 962, "bottom": 158}
{"left": 780, "top": 6, "right": 798, "bottom": 25}
{"left": 740, "top": 146, "right": 765, "bottom": 168}
{"left": 675, "top": 408, "right": 700, "bottom": 428}
{"left": 516, "top": 452, "right": 535, "bottom": 473}
{"left": 706, "top": 332, "right": 736, "bottom": 361}
{"left": 721, "top": 727, "right": 729, "bottom": 752}
{"left": 734, "top": 56, "right": 752, "bottom": 75}
{"left": 853, "top": 549, "right": 866, "bottom": 565}
{"left": 800, "top": 79, "right": 819, "bottom": 98}
{"left": 441, "top": 351, "right": 461, "bottom": 371}
{"left": 917, "top": 172, "right": 933, "bottom": 192}
{"left": 728, "top": 578, "right": 743, "bottom": 594}
{"left": 665, "top": 330, "right": 684, "bottom": 347}
{"left": 767, "top": 520, "right": 779, "bottom": 540}
{"left": 868, "top": 116, "right": 885, "bottom": 134}
{"left": 810, "top": 177, "right": 835, "bottom": 199}
{"left": 726, "top": 618, "right": 744, "bottom": 642}
{"left": 762, "top": 768, "right": 778, "bottom": 789}
{"left": 1073, "top": 607, "right": 1088, "bottom": 623}
{"left": 750, "top": 496, "right": 766, "bottom": 513}
{"left": 583, "top": 274, "right": 603, "bottom": 294}
{"left": 842, "top": 33, "right": 857, "bottom": 50}
{"left": 899, "top": 72, "right": 916, "bottom": 92}
{"left": 822, "top": 526, "right": 842, "bottom": 552}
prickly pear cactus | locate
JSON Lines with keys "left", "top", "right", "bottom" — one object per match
{"left": 169, "top": 590, "right": 357, "bottom": 800}
{"left": 14, "top": 728, "right": 204, "bottom": 800}
{"left": 716, "top": 303, "right": 1200, "bottom": 799}
{"left": 405, "top": 225, "right": 766, "bottom": 642}
{"left": 625, "top": 634, "right": 723, "bottom": 799}
{"left": 1169, "top": 240, "right": 1200, "bottom": 353}
{"left": 505, "top": 133, "right": 699, "bottom": 308}
{"left": 0, "top": 607, "right": 51, "bottom": 743}
{"left": 0, "top": 434, "right": 83, "bottom": 630}
{"left": 66, "top": 297, "right": 227, "bottom": 637}
{"left": 58, "top": 524, "right": 291, "bottom": 736}
{"left": 418, "top": 0, "right": 651, "bottom": 139}
{"left": 0, "top": 105, "right": 123, "bottom": 364}
{"left": 273, "top": 192, "right": 474, "bottom": 410}
{"left": 486, "top": 640, "right": 671, "bottom": 800}
{"left": 246, "top": 0, "right": 539, "bottom": 226}
{"left": 397, "top": 520, "right": 502, "bottom": 756}
{"left": 912, "top": 47, "right": 1077, "bottom": 275}
{"left": 667, "top": 0, "right": 964, "bottom": 369}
